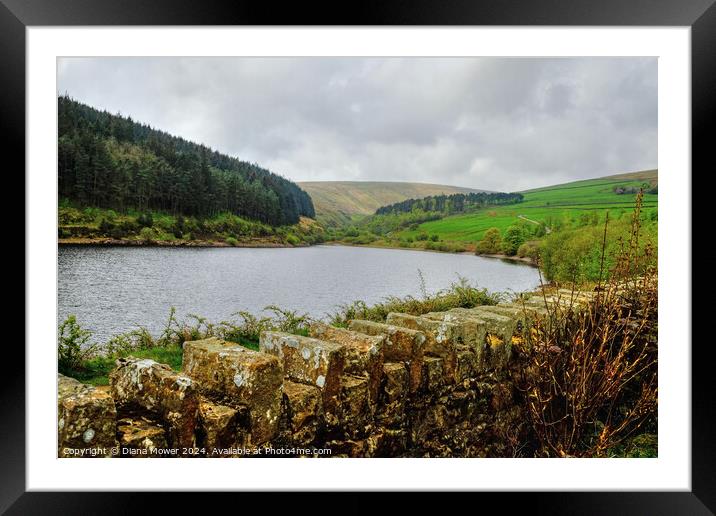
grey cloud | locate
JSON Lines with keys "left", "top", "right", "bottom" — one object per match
{"left": 58, "top": 57, "right": 657, "bottom": 192}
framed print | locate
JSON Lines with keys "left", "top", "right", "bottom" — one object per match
{"left": 6, "top": 0, "right": 715, "bottom": 511}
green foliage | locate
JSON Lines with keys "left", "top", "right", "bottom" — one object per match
{"left": 62, "top": 356, "right": 117, "bottom": 386}
{"left": 343, "top": 232, "right": 376, "bottom": 245}
{"left": 225, "top": 236, "right": 238, "bottom": 246}
{"left": 375, "top": 191, "right": 523, "bottom": 216}
{"left": 475, "top": 227, "right": 502, "bottom": 254}
{"left": 139, "top": 227, "right": 155, "bottom": 242}
{"left": 58, "top": 315, "right": 99, "bottom": 373}
{"left": 59, "top": 203, "right": 323, "bottom": 246}
{"left": 58, "top": 95, "right": 314, "bottom": 225}
{"left": 516, "top": 240, "right": 542, "bottom": 261}
{"left": 540, "top": 201, "right": 657, "bottom": 283}
{"left": 59, "top": 304, "right": 313, "bottom": 385}
{"left": 285, "top": 234, "right": 300, "bottom": 245}
{"left": 328, "top": 276, "right": 499, "bottom": 327}
{"left": 137, "top": 212, "right": 154, "bottom": 228}
{"left": 519, "top": 227, "right": 658, "bottom": 457}
{"left": 607, "top": 433, "right": 658, "bottom": 458}
{"left": 98, "top": 218, "right": 114, "bottom": 235}
{"left": 424, "top": 241, "right": 466, "bottom": 253}
{"left": 501, "top": 225, "right": 526, "bottom": 256}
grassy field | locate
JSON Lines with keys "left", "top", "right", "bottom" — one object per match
{"left": 391, "top": 170, "right": 657, "bottom": 244}
{"left": 299, "top": 181, "right": 484, "bottom": 227}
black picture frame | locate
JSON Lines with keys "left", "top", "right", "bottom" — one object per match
{"left": 6, "top": 0, "right": 713, "bottom": 512}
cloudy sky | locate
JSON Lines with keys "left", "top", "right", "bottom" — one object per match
{"left": 58, "top": 57, "right": 656, "bottom": 192}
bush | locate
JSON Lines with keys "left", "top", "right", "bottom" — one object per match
{"left": 139, "top": 227, "right": 155, "bottom": 242}
{"left": 517, "top": 240, "right": 541, "bottom": 261}
{"left": 285, "top": 234, "right": 300, "bottom": 246}
{"left": 501, "top": 225, "right": 525, "bottom": 256}
{"left": 328, "top": 276, "right": 499, "bottom": 327}
{"left": 58, "top": 205, "right": 89, "bottom": 225}
{"left": 475, "top": 227, "right": 502, "bottom": 254}
{"left": 137, "top": 212, "right": 154, "bottom": 228}
{"left": 225, "top": 236, "right": 238, "bottom": 246}
{"left": 352, "top": 233, "right": 376, "bottom": 245}
{"left": 416, "top": 233, "right": 428, "bottom": 241}
{"left": 429, "top": 234, "right": 439, "bottom": 242}
{"left": 540, "top": 214, "right": 656, "bottom": 283}
{"left": 98, "top": 218, "right": 115, "bottom": 235}
{"left": 518, "top": 242, "right": 657, "bottom": 457}
{"left": 58, "top": 315, "right": 99, "bottom": 373}
{"left": 110, "top": 226, "right": 128, "bottom": 239}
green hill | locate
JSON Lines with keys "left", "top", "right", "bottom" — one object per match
{"left": 58, "top": 96, "right": 314, "bottom": 226}
{"left": 299, "top": 181, "right": 484, "bottom": 227}
{"left": 385, "top": 170, "right": 658, "bottom": 244}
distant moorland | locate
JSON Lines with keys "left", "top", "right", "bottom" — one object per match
{"left": 299, "top": 180, "right": 485, "bottom": 227}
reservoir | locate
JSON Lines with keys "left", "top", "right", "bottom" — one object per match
{"left": 58, "top": 244, "right": 541, "bottom": 343}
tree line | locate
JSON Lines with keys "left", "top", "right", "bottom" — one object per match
{"left": 375, "top": 191, "right": 524, "bottom": 217}
{"left": 58, "top": 96, "right": 315, "bottom": 226}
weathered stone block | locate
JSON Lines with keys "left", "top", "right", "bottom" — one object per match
{"left": 182, "top": 338, "right": 283, "bottom": 444}
{"left": 282, "top": 380, "right": 324, "bottom": 445}
{"left": 451, "top": 308, "right": 517, "bottom": 368}
{"left": 409, "top": 403, "right": 448, "bottom": 444}
{"left": 422, "top": 311, "right": 488, "bottom": 370}
{"left": 381, "top": 362, "right": 408, "bottom": 404}
{"left": 385, "top": 313, "right": 460, "bottom": 382}
{"left": 456, "top": 307, "right": 516, "bottom": 342}
{"left": 376, "top": 362, "right": 408, "bottom": 428}
{"left": 456, "top": 350, "right": 479, "bottom": 382}
{"left": 58, "top": 374, "right": 117, "bottom": 458}
{"left": 365, "top": 428, "right": 408, "bottom": 457}
{"left": 347, "top": 320, "right": 426, "bottom": 392}
{"left": 117, "top": 416, "right": 167, "bottom": 457}
{"left": 339, "top": 374, "right": 371, "bottom": 438}
{"left": 325, "top": 439, "right": 366, "bottom": 458}
{"left": 420, "top": 357, "right": 445, "bottom": 393}
{"left": 110, "top": 357, "right": 198, "bottom": 449}
{"left": 497, "top": 302, "right": 550, "bottom": 320}
{"left": 260, "top": 331, "right": 344, "bottom": 388}
{"left": 308, "top": 322, "right": 384, "bottom": 404}
{"left": 476, "top": 305, "right": 531, "bottom": 333}
{"left": 197, "top": 398, "right": 248, "bottom": 455}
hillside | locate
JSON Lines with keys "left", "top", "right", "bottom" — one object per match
{"left": 390, "top": 169, "right": 658, "bottom": 244}
{"left": 58, "top": 96, "right": 314, "bottom": 226}
{"left": 299, "top": 181, "right": 484, "bottom": 227}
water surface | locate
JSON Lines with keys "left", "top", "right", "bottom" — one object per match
{"left": 58, "top": 245, "right": 541, "bottom": 343}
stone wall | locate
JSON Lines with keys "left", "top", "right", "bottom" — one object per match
{"left": 57, "top": 290, "right": 592, "bottom": 458}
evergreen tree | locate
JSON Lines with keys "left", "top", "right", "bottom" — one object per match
{"left": 57, "top": 95, "right": 315, "bottom": 226}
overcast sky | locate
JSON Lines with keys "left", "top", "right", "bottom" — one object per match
{"left": 58, "top": 57, "right": 656, "bottom": 192}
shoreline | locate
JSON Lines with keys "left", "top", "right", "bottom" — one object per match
{"left": 59, "top": 237, "right": 538, "bottom": 266}
{"left": 473, "top": 252, "right": 536, "bottom": 265}
{"left": 58, "top": 237, "right": 300, "bottom": 249}
{"left": 322, "top": 241, "right": 539, "bottom": 266}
